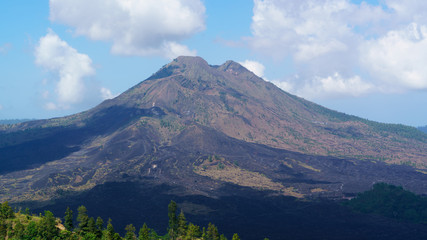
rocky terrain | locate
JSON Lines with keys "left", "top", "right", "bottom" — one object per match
{"left": 1, "top": 56, "right": 427, "bottom": 239}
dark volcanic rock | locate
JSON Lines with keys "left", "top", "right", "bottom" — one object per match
{"left": 1, "top": 56, "right": 427, "bottom": 239}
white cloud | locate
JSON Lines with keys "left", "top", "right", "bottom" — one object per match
{"left": 100, "top": 87, "right": 115, "bottom": 100}
{"left": 49, "top": 0, "right": 205, "bottom": 59}
{"left": 248, "top": 0, "right": 427, "bottom": 98}
{"left": 239, "top": 59, "right": 373, "bottom": 99}
{"left": 250, "top": 0, "right": 357, "bottom": 61}
{"left": 239, "top": 60, "right": 295, "bottom": 94}
{"left": 296, "top": 73, "right": 374, "bottom": 99}
{"left": 239, "top": 60, "right": 265, "bottom": 77}
{"left": 35, "top": 30, "right": 95, "bottom": 109}
{"left": 384, "top": 0, "right": 427, "bottom": 23}
{"left": 361, "top": 23, "right": 427, "bottom": 91}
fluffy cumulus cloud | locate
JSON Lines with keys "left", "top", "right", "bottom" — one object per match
{"left": 49, "top": 0, "right": 205, "bottom": 59}
{"left": 296, "top": 73, "right": 374, "bottom": 99}
{"left": 249, "top": 0, "right": 427, "bottom": 99}
{"left": 240, "top": 59, "right": 296, "bottom": 93}
{"left": 100, "top": 87, "right": 115, "bottom": 100}
{"left": 35, "top": 30, "right": 113, "bottom": 110}
{"left": 239, "top": 60, "right": 266, "bottom": 78}
{"left": 362, "top": 23, "right": 427, "bottom": 91}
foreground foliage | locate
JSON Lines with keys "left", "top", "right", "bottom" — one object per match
{"left": 0, "top": 200, "right": 239, "bottom": 240}
{"left": 345, "top": 183, "right": 427, "bottom": 223}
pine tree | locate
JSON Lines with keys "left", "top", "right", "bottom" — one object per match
{"left": 220, "top": 234, "right": 228, "bottom": 240}
{"left": 95, "top": 216, "right": 104, "bottom": 238}
{"left": 24, "top": 221, "right": 38, "bottom": 239}
{"left": 105, "top": 218, "right": 116, "bottom": 240}
{"left": 64, "top": 207, "right": 73, "bottom": 231}
{"left": 202, "top": 227, "right": 206, "bottom": 240}
{"left": 113, "top": 232, "right": 122, "bottom": 240}
{"left": 77, "top": 205, "right": 89, "bottom": 232}
{"left": 232, "top": 233, "right": 240, "bottom": 240}
{"left": 0, "top": 202, "right": 14, "bottom": 219}
{"left": 206, "top": 223, "right": 219, "bottom": 240}
{"left": 88, "top": 217, "right": 96, "bottom": 233}
{"left": 168, "top": 200, "right": 178, "bottom": 240}
{"left": 177, "top": 210, "right": 187, "bottom": 237}
{"left": 124, "top": 224, "right": 136, "bottom": 240}
{"left": 37, "top": 210, "right": 59, "bottom": 239}
{"left": 139, "top": 223, "right": 149, "bottom": 240}
{"left": 186, "top": 223, "right": 201, "bottom": 240}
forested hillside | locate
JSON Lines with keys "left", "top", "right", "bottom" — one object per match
{"left": 345, "top": 183, "right": 427, "bottom": 223}
{"left": 0, "top": 200, "right": 242, "bottom": 240}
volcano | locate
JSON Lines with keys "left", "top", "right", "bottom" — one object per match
{"left": 1, "top": 56, "right": 427, "bottom": 239}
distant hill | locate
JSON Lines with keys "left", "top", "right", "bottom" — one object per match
{"left": 419, "top": 126, "right": 427, "bottom": 134}
{"left": 0, "top": 119, "right": 35, "bottom": 125}
{"left": 345, "top": 183, "right": 427, "bottom": 223}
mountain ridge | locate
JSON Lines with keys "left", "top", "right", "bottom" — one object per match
{"left": 2, "top": 56, "right": 427, "bottom": 239}
{"left": 97, "top": 56, "right": 427, "bottom": 164}
{"left": 1, "top": 56, "right": 427, "bottom": 204}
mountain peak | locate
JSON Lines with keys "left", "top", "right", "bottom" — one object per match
{"left": 174, "top": 56, "right": 208, "bottom": 65}
{"left": 168, "top": 56, "right": 210, "bottom": 70}
{"left": 94, "top": 56, "right": 427, "bottom": 168}
{"left": 2, "top": 55, "right": 427, "bottom": 216}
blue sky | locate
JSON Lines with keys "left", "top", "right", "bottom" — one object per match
{"left": 1, "top": 0, "right": 427, "bottom": 127}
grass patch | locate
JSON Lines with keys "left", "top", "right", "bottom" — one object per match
{"left": 194, "top": 157, "right": 303, "bottom": 198}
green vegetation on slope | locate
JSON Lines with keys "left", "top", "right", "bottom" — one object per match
{"left": 344, "top": 183, "right": 427, "bottom": 223}
{"left": 0, "top": 200, "right": 239, "bottom": 240}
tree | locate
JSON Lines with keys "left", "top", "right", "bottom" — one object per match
{"left": 168, "top": 200, "right": 178, "bottom": 239}
{"left": 139, "top": 223, "right": 149, "bottom": 240}
{"left": 177, "top": 210, "right": 187, "bottom": 237}
{"left": 113, "top": 232, "right": 122, "bottom": 240}
{"left": 37, "top": 210, "right": 59, "bottom": 239}
{"left": 64, "top": 207, "right": 73, "bottom": 231}
{"left": 186, "top": 223, "right": 201, "bottom": 240}
{"left": 125, "top": 224, "right": 137, "bottom": 240}
{"left": 24, "top": 207, "right": 30, "bottom": 215}
{"left": 83, "top": 232, "right": 98, "bottom": 240}
{"left": 88, "top": 217, "right": 96, "bottom": 233}
{"left": 206, "top": 223, "right": 219, "bottom": 240}
{"left": 13, "top": 221, "right": 25, "bottom": 239}
{"left": 95, "top": 216, "right": 104, "bottom": 238}
{"left": 202, "top": 227, "right": 206, "bottom": 240}
{"left": 105, "top": 218, "right": 116, "bottom": 240}
{"left": 23, "top": 221, "right": 38, "bottom": 239}
{"left": 77, "top": 205, "right": 89, "bottom": 232}
{"left": 232, "top": 233, "right": 240, "bottom": 240}
{"left": 220, "top": 234, "right": 227, "bottom": 240}
{"left": 0, "top": 202, "right": 14, "bottom": 219}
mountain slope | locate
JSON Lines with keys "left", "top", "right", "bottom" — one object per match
{"left": 89, "top": 56, "right": 426, "bottom": 164}
{"left": 2, "top": 56, "right": 427, "bottom": 239}
{"left": 0, "top": 56, "right": 426, "bottom": 204}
